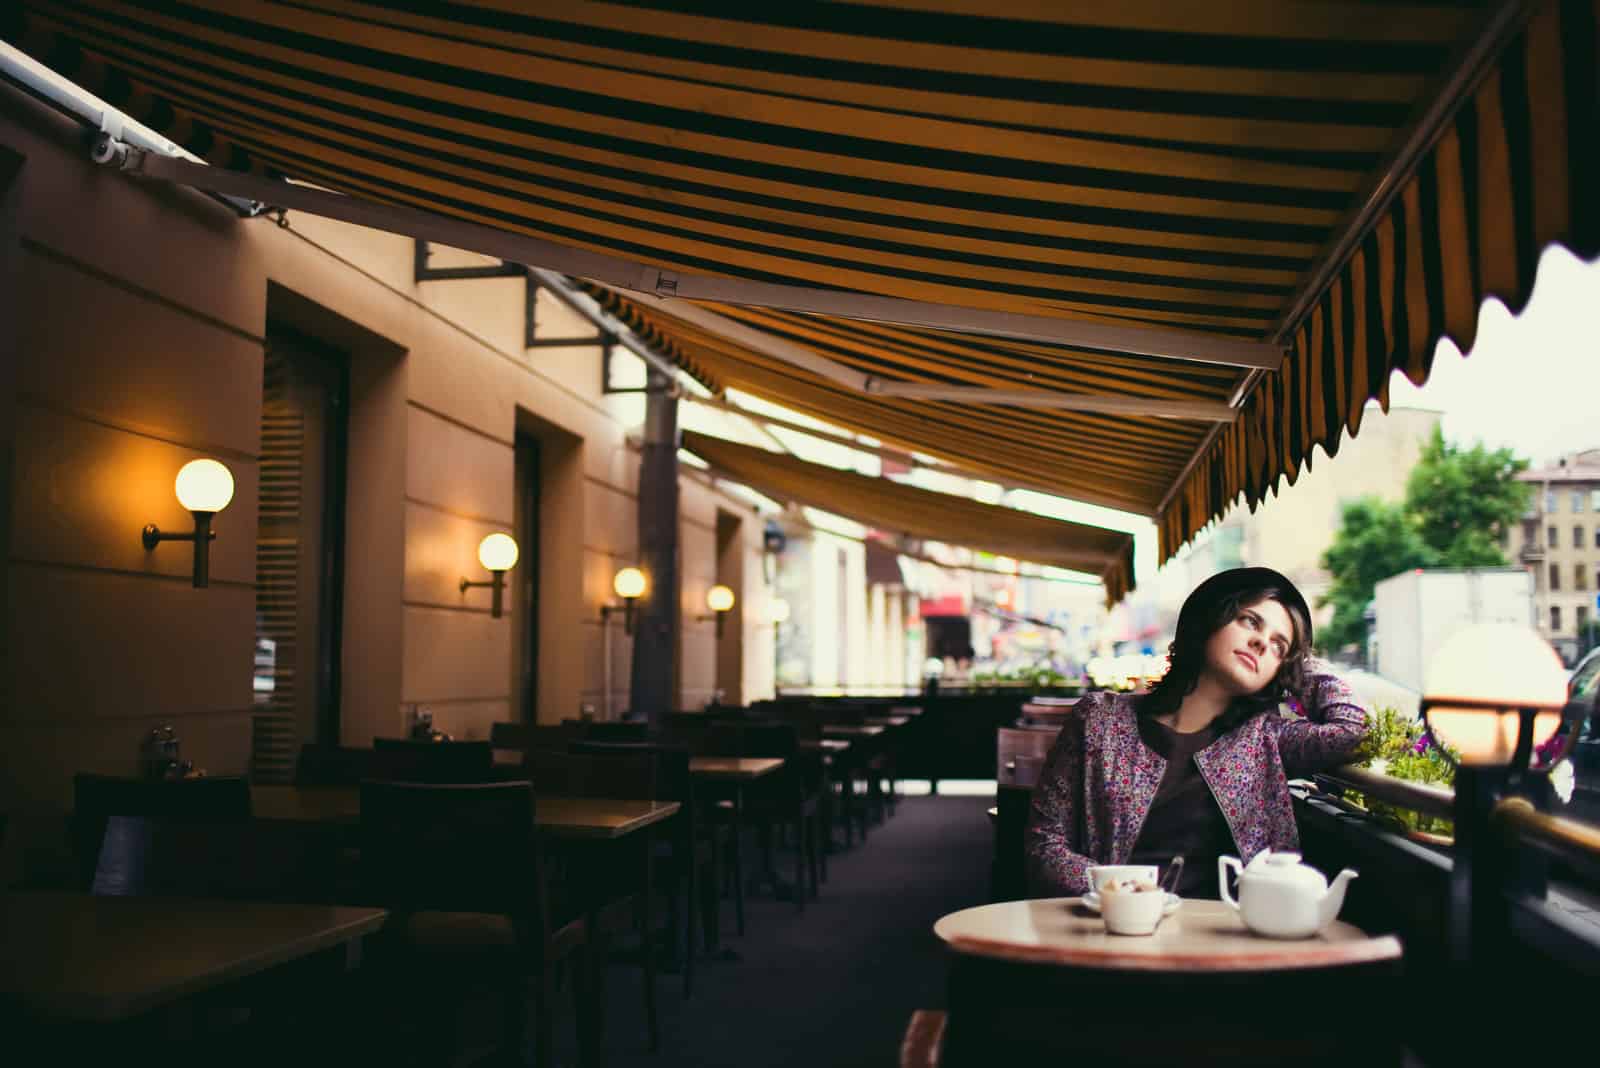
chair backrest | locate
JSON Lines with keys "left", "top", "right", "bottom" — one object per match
{"left": 72, "top": 774, "right": 253, "bottom": 895}
{"left": 371, "top": 738, "right": 493, "bottom": 783}
{"left": 704, "top": 722, "right": 799, "bottom": 760}
{"left": 490, "top": 722, "right": 576, "bottom": 757}
{"left": 360, "top": 780, "right": 541, "bottom": 920}
{"left": 569, "top": 741, "right": 691, "bottom": 803}
{"left": 294, "top": 743, "right": 375, "bottom": 786}
{"left": 577, "top": 721, "right": 651, "bottom": 743}
{"left": 525, "top": 749, "right": 657, "bottom": 801}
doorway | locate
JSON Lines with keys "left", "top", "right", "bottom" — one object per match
{"left": 513, "top": 434, "right": 542, "bottom": 723}
{"left": 714, "top": 510, "right": 744, "bottom": 703}
{"left": 251, "top": 327, "right": 349, "bottom": 781}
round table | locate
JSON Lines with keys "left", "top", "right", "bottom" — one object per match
{"left": 935, "top": 897, "right": 1400, "bottom": 972}
{"left": 931, "top": 898, "right": 1403, "bottom": 1067}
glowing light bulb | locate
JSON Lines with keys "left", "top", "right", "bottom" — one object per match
{"left": 613, "top": 567, "right": 647, "bottom": 600}
{"left": 477, "top": 532, "right": 519, "bottom": 572}
{"left": 174, "top": 459, "right": 234, "bottom": 513}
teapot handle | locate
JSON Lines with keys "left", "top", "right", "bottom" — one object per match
{"left": 1218, "top": 856, "right": 1242, "bottom": 911}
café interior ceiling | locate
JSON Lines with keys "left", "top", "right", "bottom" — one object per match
{"left": 4, "top": 1, "right": 1596, "bottom": 591}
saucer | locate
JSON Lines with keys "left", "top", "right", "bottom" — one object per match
{"left": 1081, "top": 891, "right": 1181, "bottom": 916}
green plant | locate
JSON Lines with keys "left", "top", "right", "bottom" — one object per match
{"left": 1342, "top": 706, "right": 1456, "bottom": 838}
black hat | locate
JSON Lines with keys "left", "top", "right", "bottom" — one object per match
{"left": 1175, "top": 567, "right": 1312, "bottom": 649}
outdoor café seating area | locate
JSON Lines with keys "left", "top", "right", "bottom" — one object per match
{"left": 0, "top": 701, "right": 932, "bottom": 1067}
{"left": 7, "top": 684, "right": 1600, "bottom": 1067}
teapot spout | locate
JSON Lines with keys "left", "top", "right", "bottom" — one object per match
{"left": 1318, "top": 869, "right": 1358, "bottom": 930}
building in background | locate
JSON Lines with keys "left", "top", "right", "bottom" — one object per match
{"left": 1507, "top": 449, "right": 1600, "bottom": 664}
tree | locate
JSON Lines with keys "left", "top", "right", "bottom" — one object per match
{"left": 1319, "top": 498, "right": 1438, "bottom": 654}
{"left": 1403, "top": 426, "right": 1531, "bottom": 566}
{"left": 1318, "top": 428, "right": 1532, "bottom": 657}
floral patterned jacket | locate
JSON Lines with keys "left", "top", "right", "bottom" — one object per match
{"left": 1024, "top": 669, "right": 1369, "bottom": 897}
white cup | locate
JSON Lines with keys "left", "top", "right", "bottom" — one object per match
{"left": 1100, "top": 884, "right": 1167, "bottom": 935}
{"left": 1087, "top": 865, "right": 1159, "bottom": 894}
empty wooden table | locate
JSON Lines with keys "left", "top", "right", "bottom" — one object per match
{"left": 822, "top": 723, "right": 885, "bottom": 738}
{"left": 1, "top": 891, "right": 385, "bottom": 1023}
{"left": 689, "top": 756, "right": 783, "bottom": 934}
{"left": 934, "top": 898, "right": 1403, "bottom": 1067}
{"left": 688, "top": 756, "right": 783, "bottom": 780}
{"left": 250, "top": 785, "right": 677, "bottom": 838}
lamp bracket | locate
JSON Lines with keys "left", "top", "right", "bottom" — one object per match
{"left": 141, "top": 522, "right": 217, "bottom": 550}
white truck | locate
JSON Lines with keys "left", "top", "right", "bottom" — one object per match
{"left": 1371, "top": 567, "right": 1535, "bottom": 695}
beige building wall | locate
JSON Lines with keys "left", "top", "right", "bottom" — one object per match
{"left": 0, "top": 85, "right": 772, "bottom": 850}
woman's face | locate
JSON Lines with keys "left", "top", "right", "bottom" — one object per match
{"left": 1202, "top": 596, "right": 1296, "bottom": 697}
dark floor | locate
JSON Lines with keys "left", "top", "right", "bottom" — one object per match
{"left": 552, "top": 792, "right": 993, "bottom": 1068}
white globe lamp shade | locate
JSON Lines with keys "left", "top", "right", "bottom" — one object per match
{"left": 613, "top": 567, "right": 647, "bottom": 600}
{"left": 174, "top": 459, "right": 234, "bottom": 513}
{"left": 477, "top": 533, "right": 519, "bottom": 572}
{"left": 707, "top": 584, "right": 736, "bottom": 613}
{"left": 770, "top": 597, "right": 791, "bottom": 624}
{"left": 1422, "top": 623, "right": 1568, "bottom": 766}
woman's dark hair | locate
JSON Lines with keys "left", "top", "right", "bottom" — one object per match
{"left": 1140, "top": 582, "right": 1311, "bottom": 733}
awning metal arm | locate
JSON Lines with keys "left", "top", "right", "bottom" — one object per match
{"left": 111, "top": 148, "right": 1280, "bottom": 373}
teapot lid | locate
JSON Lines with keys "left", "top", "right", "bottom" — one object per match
{"left": 1242, "top": 850, "right": 1327, "bottom": 891}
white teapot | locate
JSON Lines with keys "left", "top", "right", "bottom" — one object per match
{"left": 1217, "top": 850, "right": 1357, "bottom": 939}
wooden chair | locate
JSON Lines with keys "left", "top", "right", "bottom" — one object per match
{"left": 525, "top": 748, "right": 662, "bottom": 1052}
{"left": 572, "top": 740, "right": 722, "bottom": 997}
{"left": 359, "top": 780, "right": 589, "bottom": 1067}
{"left": 570, "top": 720, "right": 651, "bottom": 743}
{"left": 489, "top": 721, "right": 577, "bottom": 768}
{"left": 371, "top": 737, "right": 493, "bottom": 783}
{"left": 901, "top": 1010, "right": 947, "bottom": 1068}
{"left": 71, "top": 774, "right": 253, "bottom": 896}
{"left": 704, "top": 723, "right": 822, "bottom": 912}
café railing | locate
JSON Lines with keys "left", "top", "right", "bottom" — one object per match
{"left": 1313, "top": 763, "right": 1455, "bottom": 821}
{"left": 1493, "top": 796, "right": 1600, "bottom": 880}
{"left": 1316, "top": 764, "right": 1600, "bottom": 877}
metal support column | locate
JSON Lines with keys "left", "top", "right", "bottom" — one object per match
{"left": 629, "top": 369, "right": 680, "bottom": 726}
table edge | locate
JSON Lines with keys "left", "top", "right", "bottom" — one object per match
{"left": 6, "top": 899, "right": 387, "bottom": 1022}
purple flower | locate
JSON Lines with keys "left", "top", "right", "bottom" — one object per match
{"left": 1412, "top": 736, "right": 1431, "bottom": 755}
{"left": 1536, "top": 728, "right": 1568, "bottom": 765}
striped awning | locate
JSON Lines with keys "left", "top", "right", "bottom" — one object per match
{"left": 5, "top": 1, "right": 1596, "bottom": 580}
{"left": 594, "top": 285, "right": 1229, "bottom": 514}
{"left": 683, "top": 431, "right": 1136, "bottom": 606}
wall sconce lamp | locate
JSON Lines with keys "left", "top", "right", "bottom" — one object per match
{"left": 141, "top": 459, "right": 234, "bottom": 588}
{"left": 1421, "top": 622, "right": 1572, "bottom": 965}
{"left": 602, "top": 566, "right": 647, "bottom": 635}
{"left": 697, "top": 584, "right": 736, "bottom": 639}
{"left": 460, "top": 532, "right": 519, "bottom": 618}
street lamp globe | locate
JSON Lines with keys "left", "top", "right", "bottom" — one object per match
{"left": 1421, "top": 622, "right": 1568, "bottom": 766}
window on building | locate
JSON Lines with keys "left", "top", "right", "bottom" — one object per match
{"left": 252, "top": 327, "right": 350, "bottom": 783}
{"left": 1592, "top": 489, "right": 1600, "bottom": 511}
{"left": 1549, "top": 525, "right": 1559, "bottom": 548}
{"left": 1576, "top": 491, "right": 1586, "bottom": 513}
{"left": 1546, "top": 490, "right": 1558, "bottom": 513}
{"left": 1579, "top": 605, "right": 1591, "bottom": 634}
{"left": 1578, "top": 525, "right": 1586, "bottom": 549}
{"left": 1550, "top": 564, "right": 1561, "bottom": 591}
{"left": 1579, "top": 565, "right": 1590, "bottom": 591}
{"left": 1551, "top": 605, "right": 1563, "bottom": 632}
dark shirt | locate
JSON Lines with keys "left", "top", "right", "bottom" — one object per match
{"left": 1128, "top": 715, "right": 1235, "bottom": 898}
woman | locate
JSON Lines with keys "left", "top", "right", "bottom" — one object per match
{"left": 1025, "top": 567, "right": 1369, "bottom": 899}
